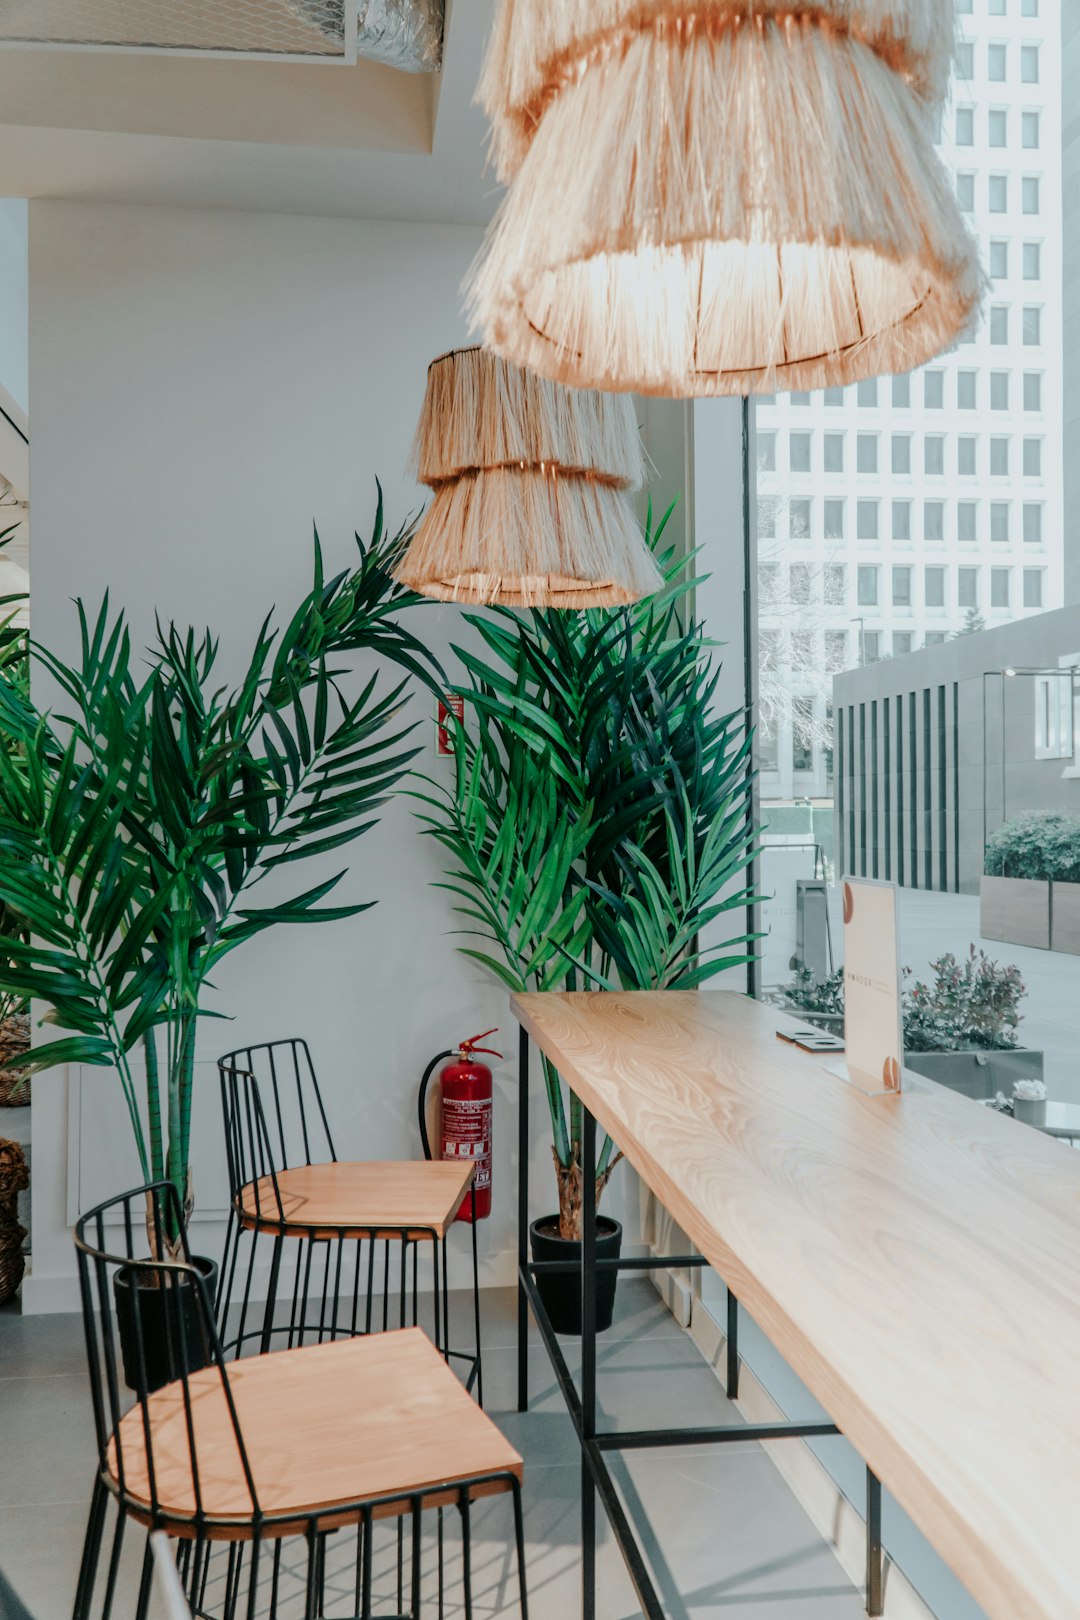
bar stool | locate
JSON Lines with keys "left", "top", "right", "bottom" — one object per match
{"left": 216, "top": 1039, "right": 484, "bottom": 1400}
{"left": 72, "top": 1182, "right": 527, "bottom": 1620}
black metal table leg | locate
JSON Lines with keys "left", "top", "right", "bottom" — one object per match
{"left": 726, "top": 1288, "right": 740, "bottom": 1400}
{"left": 866, "top": 1467, "right": 884, "bottom": 1616}
{"left": 581, "top": 1104, "right": 598, "bottom": 1620}
{"left": 518, "top": 1023, "right": 530, "bottom": 1414}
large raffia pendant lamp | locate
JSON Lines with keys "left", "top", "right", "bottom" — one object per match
{"left": 393, "top": 346, "right": 662, "bottom": 608}
{"left": 468, "top": 0, "right": 983, "bottom": 397}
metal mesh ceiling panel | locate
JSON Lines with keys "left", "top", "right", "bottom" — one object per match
{"left": 0, "top": 0, "right": 346, "bottom": 55}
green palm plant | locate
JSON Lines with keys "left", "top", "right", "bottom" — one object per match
{"left": 0, "top": 496, "right": 439, "bottom": 1238}
{"left": 415, "top": 506, "right": 759, "bottom": 1239}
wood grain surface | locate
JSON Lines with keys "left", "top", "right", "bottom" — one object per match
{"left": 238, "top": 1159, "right": 475, "bottom": 1240}
{"left": 511, "top": 989, "right": 1080, "bottom": 1620}
{"left": 108, "top": 1327, "right": 521, "bottom": 1537}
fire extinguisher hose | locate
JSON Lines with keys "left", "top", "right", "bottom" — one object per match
{"left": 417, "top": 1050, "right": 455, "bottom": 1162}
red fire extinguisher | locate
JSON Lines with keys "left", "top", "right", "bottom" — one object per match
{"left": 418, "top": 1030, "right": 501, "bottom": 1223}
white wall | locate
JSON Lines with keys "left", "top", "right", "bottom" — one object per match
{"left": 0, "top": 199, "right": 28, "bottom": 415}
{"left": 25, "top": 199, "right": 648, "bottom": 1309}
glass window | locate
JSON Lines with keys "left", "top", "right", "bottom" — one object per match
{"left": 958, "top": 436, "right": 977, "bottom": 475}
{"left": 956, "top": 174, "right": 976, "bottom": 213}
{"left": 892, "top": 566, "right": 912, "bottom": 607}
{"left": 892, "top": 373, "right": 911, "bottom": 408}
{"left": 790, "top": 497, "right": 811, "bottom": 538}
{"left": 989, "top": 0, "right": 1005, "bottom": 12}
{"left": 1023, "top": 438, "right": 1042, "bottom": 476}
{"left": 924, "top": 370, "right": 944, "bottom": 409}
{"left": 863, "top": 631, "right": 882, "bottom": 664}
{"left": 790, "top": 431, "right": 811, "bottom": 471}
{"left": 989, "top": 175, "right": 1008, "bottom": 213}
{"left": 892, "top": 499, "right": 911, "bottom": 541}
{"left": 989, "top": 240, "right": 1008, "bottom": 280}
{"left": 990, "top": 437, "right": 1010, "bottom": 475}
{"left": 958, "top": 567, "right": 979, "bottom": 609}
{"left": 957, "top": 0, "right": 973, "bottom": 14}
{"left": 824, "top": 431, "right": 844, "bottom": 473}
{"left": 789, "top": 563, "right": 811, "bottom": 604}
{"left": 759, "top": 562, "right": 779, "bottom": 601}
{"left": 988, "top": 43, "right": 1007, "bottom": 81}
{"left": 989, "top": 305, "right": 1009, "bottom": 344}
{"left": 790, "top": 392, "right": 810, "bottom": 406}
{"left": 1023, "top": 305, "right": 1041, "bottom": 345}
{"left": 1023, "top": 503, "right": 1043, "bottom": 544}
{"left": 956, "top": 107, "right": 975, "bottom": 146}
{"left": 893, "top": 632, "right": 914, "bottom": 657}
{"left": 991, "top": 371, "right": 1009, "bottom": 410}
{"left": 857, "top": 565, "right": 879, "bottom": 606}
{"left": 925, "top": 632, "right": 947, "bottom": 647}
{"left": 991, "top": 501, "right": 1010, "bottom": 542}
{"left": 857, "top": 378, "right": 878, "bottom": 407}
{"left": 825, "top": 630, "right": 847, "bottom": 668}
{"left": 1020, "top": 44, "right": 1039, "bottom": 82}
{"left": 1023, "top": 241, "right": 1041, "bottom": 280}
{"left": 824, "top": 386, "right": 845, "bottom": 406}
{"left": 1023, "top": 569, "right": 1043, "bottom": 608}
{"left": 988, "top": 109, "right": 1007, "bottom": 147}
{"left": 1022, "top": 176, "right": 1040, "bottom": 215}
{"left": 925, "top": 501, "right": 945, "bottom": 541}
{"left": 857, "top": 433, "right": 878, "bottom": 474}
{"left": 824, "top": 564, "right": 845, "bottom": 605}
{"left": 991, "top": 568, "right": 1011, "bottom": 609}
{"left": 892, "top": 434, "right": 912, "bottom": 474}
{"left": 958, "top": 501, "right": 978, "bottom": 541}
{"left": 1022, "top": 110, "right": 1040, "bottom": 148}
{"left": 824, "top": 499, "right": 844, "bottom": 539}
{"left": 857, "top": 499, "right": 879, "bottom": 540}
{"left": 758, "top": 496, "right": 777, "bottom": 539}
{"left": 925, "top": 566, "right": 946, "bottom": 608}
{"left": 1022, "top": 0, "right": 1037, "bottom": 12}
{"left": 924, "top": 435, "right": 945, "bottom": 476}
{"left": 958, "top": 370, "right": 977, "bottom": 408}
{"left": 1024, "top": 372, "right": 1042, "bottom": 411}
{"left": 792, "top": 635, "right": 814, "bottom": 675}
{"left": 758, "top": 720, "right": 778, "bottom": 772}
{"left": 957, "top": 42, "right": 974, "bottom": 78}
{"left": 757, "top": 431, "right": 777, "bottom": 472}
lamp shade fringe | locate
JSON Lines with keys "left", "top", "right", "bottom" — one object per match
{"left": 468, "top": 12, "right": 981, "bottom": 396}
{"left": 395, "top": 345, "right": 661, "bottom": 608}
{"left": 414, "top": 345, "right": 645, "bottom": 488}
{"left": 479, "top": 0, "right": 957, "bottom": 182}
{"left": 394, "top": 467, "right": 663, "bottom": 608}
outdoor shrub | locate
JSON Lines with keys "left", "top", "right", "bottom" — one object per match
{"left": 984, "top": 811, "right": 1080, "bottom": 885}
{"left": 779, "top": 945, "right": 1026, "bottom": 1053}
{"left": 902, "top": 946, "right": 1024, "bottom": 1053}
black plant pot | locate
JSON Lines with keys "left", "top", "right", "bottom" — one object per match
{"left": 113, "top": 1256, "right": 218, "bottom": 1394}
{"left": 530, "top": 1215, "right": 622, "bottom": 1337}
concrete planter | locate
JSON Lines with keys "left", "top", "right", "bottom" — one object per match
{"left": 980, "top": 875, "right": 1050, "bottom": 951}
{"left": 1050, "top": 881, "right": 1080, "bottom": 956}
{"left": 905, "top": 1048, "right": 1044, "bottom": 1101}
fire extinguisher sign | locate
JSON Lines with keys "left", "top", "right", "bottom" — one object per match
{"left": 437, "top": 694, "right": 465, "bottom": 756}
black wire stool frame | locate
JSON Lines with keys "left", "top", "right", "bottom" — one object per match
{"left": 216, "top": 1040, "right": 483, "bottom": 1402}
{"left": 72, "top": 1181, "right": 527, "bottom": 1620}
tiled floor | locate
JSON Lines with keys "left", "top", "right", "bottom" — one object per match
{"left": 0, "top": 1281, "right": 866, "bottom": 1619}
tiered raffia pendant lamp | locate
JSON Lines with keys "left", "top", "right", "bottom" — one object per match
{"left": 393, "top": 346, "right": 663, "bottom": 607}
{"left": 469, "top": 0, "right": 983, "bottom": 397}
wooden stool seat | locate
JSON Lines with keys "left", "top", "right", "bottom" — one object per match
{"left": 107, "top": 1327, "right": 521, "bottom": 1539}
{"left": 237, "top": 1160, "right": 475, "bottom": 1241}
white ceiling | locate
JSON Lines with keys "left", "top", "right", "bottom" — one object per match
{"left": 0, "top": 0, "right": 498, "bottom": 225}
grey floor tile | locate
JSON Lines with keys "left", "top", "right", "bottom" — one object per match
{"left": 0, "top": 1302, "right": 88, "bottom": 1381}
{"left": 0, "top": 1374, "right": 98, "bottom": 1508}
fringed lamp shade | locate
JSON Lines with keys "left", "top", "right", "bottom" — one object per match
{"left": 469, "top": 0, "right": 983, "bottom": 398}
{"left": 393, "top": 347, "right": 663, "bottom": 608}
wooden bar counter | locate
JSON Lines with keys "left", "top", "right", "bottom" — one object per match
{"left": 511, "top": 988, "right": 1080, "bottom": 1620}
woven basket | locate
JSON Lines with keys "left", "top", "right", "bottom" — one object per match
{"left": 0, "top": 1012, "right": 30, "bottom": 1107}
{"left": 0, "top": 1137, "right": 28, "bottom": 1305}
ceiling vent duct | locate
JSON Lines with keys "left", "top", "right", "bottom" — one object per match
{"left": 0, "top": 0, "right": 444, "bottom": 70}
